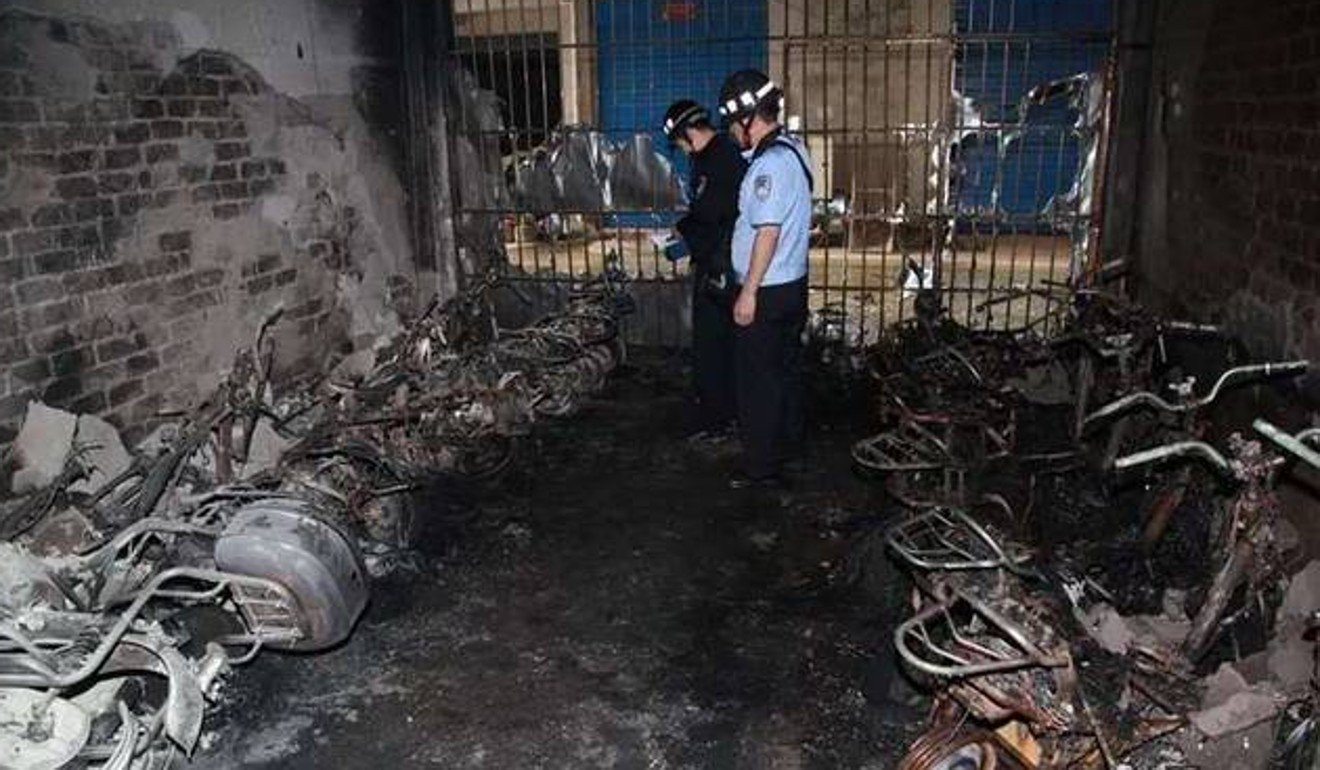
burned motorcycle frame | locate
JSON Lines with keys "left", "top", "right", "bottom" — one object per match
{"left": 324, "top": 266, "right": 632, "bottom": 484}
{"left": 0, "top": 480, "right": 367, "bottom": 768}
{"left": 0, "top": 265, "right": 636, "bottom": 768}
{"left": 1113, "top": 416, "right": 1320, "bottom": 665}
{"left": 854, "top": 335, "right": 1072, "bottom": 510}
{"left": 888, "top": 503, "right": 1186, "bottom": 768}
{"left": 1085, "top": 361, "right": 1307, "bottom": 558}
{"left": 0, "top": 332, "right": 368, "bottom": 768}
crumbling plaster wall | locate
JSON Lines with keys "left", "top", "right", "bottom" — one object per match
{"left": 1132, "top": 0, "right": 1320, "bottom": 375}
{"left": 0, "top": 0, "right": 442, "bottom": 447}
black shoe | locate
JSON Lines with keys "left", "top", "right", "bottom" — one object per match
{"left": 686, "top": 420, "right": 738, "bottom": 445}
{"left": 729, "top": 470, "right": 788, "bottom": 490}
{"left": 779, "top": 453, "right": 808, "bottom": 474}
{"left": 684, "top": 428, "right": 716, "bottom": 443}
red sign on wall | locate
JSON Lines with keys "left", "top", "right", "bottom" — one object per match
{"left": 661, "top": 2, "right": 698, "bottom": 22}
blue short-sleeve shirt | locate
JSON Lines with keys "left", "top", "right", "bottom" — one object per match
{"left": 731, "top": 135, "right": 812, "bottom": 287}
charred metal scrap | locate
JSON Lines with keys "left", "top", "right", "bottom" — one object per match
{"left": 0, "top": 369, "right": 368, "bottom": 769}
{"left": 854, "top": 280, "right": 1320, "bottom": 768}
{"left": 925, "top": 69, "right": 1109, "bottom": 282}
{"left": 0, "top": 267, "right": 632, "bottom": 768}
{"left": 293, "top": 265, "right": 633, "bottom": 485}
{"left": 511, "top": 128, "right": 684, "bottom": 216}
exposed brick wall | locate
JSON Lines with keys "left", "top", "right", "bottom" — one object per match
{"left": 1135, "top": 0, "right": 1320, "bottom": 365}
{"left": 0, "top": 10, "right": 415, "bottom": 447}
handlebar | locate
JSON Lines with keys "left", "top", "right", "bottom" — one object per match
{"left": 1162, "top": 320, "right": 1222, "bottom": 335}
{"left": 1114, "top": 440, "right": 1233, "bottom": 475}
{"left": 1252, "top": 419, "right": 1320, "bottom": 471}
{"left": 1114, "top": 419, "right": 1320, "bottom": 477}
{"left": 1083, "top": 361, "right": 1309, "bottom": 429}
{"left": 1049, "top": 318, "right": 1219, "bottom": 359}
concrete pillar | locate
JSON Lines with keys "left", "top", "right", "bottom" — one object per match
{"left": 558, "top": 0, "right": 594, "bottom": 125}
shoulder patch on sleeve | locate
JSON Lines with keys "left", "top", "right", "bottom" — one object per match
{"left": 753, "top": 173, "right": 772, "bottom": 201}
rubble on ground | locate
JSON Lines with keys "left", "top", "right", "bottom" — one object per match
{"left": 864, "top": 278, "right": 1320, "bottom": 768}
{"left": 9, "top": 401, "right": 78, "bottom": 495}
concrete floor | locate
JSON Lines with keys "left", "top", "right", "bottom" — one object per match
{"left": 190, "top": 359, "right": 921, "bottom": 769}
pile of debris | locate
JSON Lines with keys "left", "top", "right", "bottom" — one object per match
{"left": 0, "top": 266, "right": 632, "bottom": 769}
{"left": 854, "top": 278, "right": 1320, "bottom": 768}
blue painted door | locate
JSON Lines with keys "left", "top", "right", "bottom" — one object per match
{"left": 596, "top": 0, "right": 767, "bottom": 222}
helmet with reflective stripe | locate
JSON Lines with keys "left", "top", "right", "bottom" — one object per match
{"left": 717, "top": 69, "right": 782, "bottom": 123}
{"left": 662, "top": 99, "right": 710, "bottom": 140}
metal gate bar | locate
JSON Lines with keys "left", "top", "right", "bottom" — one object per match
{"left": 445, "top": 0, "right": 1116, "bottom": 347}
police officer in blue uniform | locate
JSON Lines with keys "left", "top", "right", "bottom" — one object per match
{"left": 663, "top": 99, "right": 746, "bottom": 438}
{"left": 718, "top": 70, "right": 812, "bottom": 488}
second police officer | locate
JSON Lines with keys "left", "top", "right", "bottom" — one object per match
{"left": 717, "top": 69, "right": 813, "bottom": 489}
{"left": 663, "top": 99, "right": 747, "bottom": 439}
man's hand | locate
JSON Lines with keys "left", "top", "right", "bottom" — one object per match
{"left": 736, "top": 226, "right": 778, "bottom": 327}
{"left": 734, "top": 286, "right": 757, "bottom": 326}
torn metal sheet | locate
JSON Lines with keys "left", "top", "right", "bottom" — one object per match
{"left": 446, "top": 67, "right": 510, "bottom": 211}
{"left": 927, "top": 88, "right": 1033, "bottom": 218}
{"left": 1028, "top": 71, "right": 1107, "bottom": 277}
{"left": 512, "top": 128, "right": 682, "bottom": 213}
{"left": 445, "top": 67, "right": 511, "bottom": 267}
{"left": 512, "top": 146, "right": 560, "bottom": 215}
{"left": 926, "top": 89, "right": 992, "bottom": 218}
{"left": 932, "top": 70, "right": 1108, "bottom": 280}
{"left": 104, "top": 634, "right": 207, "bottom": 755}
{"left": 608, "top": 132, "right": 684, "bottom": 211}
{"left": 546, "top": 130, "right": 608, "bottom": 211}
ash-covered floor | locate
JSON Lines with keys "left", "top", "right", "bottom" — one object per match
{"left": 191, "top": 358, "right": 920, "bottom": 769}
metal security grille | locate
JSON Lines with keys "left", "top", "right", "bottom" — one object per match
{"left": 445, "top": 0, "right": 1116, "bottom": 346}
